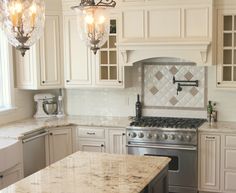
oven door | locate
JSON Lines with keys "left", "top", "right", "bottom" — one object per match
{"left": 127, "top": 143, "right": 198, "bottom": 193}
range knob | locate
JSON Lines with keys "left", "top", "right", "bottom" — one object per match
{"left": 147, "top": 133, "right": 152, "bottom": 139}
{"left": 138, "top": 132, "right": 144, "bottom": 138}
{"left": 162, "top": 134, "right": 168, "bottom": 140}
{"left": 177, "top": 135, "right": 183, "bottom": 141}
{"left": 153, "top": 134, "right": 159, "bottom": 139}
{"left": 185, "top": 135, "right": 192, "bottom": 142}
{"left": 169, "top": 134, "right": 175, "bottom": 140}
{"left": 129, "top": 132, "right": 137, "bottom": 138}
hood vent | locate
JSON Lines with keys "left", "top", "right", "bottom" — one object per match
{"left": 118, "top": 41, "right": 211, "bottom": 66}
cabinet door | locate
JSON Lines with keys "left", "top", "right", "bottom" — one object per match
{"left": 78, "top": 140, "right": 105, "bottom": 152}
{"left": 49, "top": 128, "right": 72, "bottom": 164}
{"left": 15, "top": 46, "right": 37, "bottom": 89}
{"left": 95, "top": 18, "right": 123, "bottom": 87}
{"left": 108, "top": 129, "right": 126, "bottom": 154}
{"left": 64, "top": 15, "right": 92, "bottom": 87}
{"left": 199, "top": 134, "right": 221, "bottom": 192}
{"left": 217, "top": 11, "right": 236, "bottom": 88}
{"left": 1, "top": 164, "right": 23, "bottom": 189}
{"left": 39, "top": 15, "right": 62, "bottom": 88}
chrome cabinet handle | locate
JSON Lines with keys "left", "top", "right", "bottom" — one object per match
{"left": 87, "top": 132, "right": 95, "bottom": 135}
{"left": 206, "top": 136, "right": 215, "bottom": 140}
{"left": 22, "top": 132, "right": 49, "bottom": 143}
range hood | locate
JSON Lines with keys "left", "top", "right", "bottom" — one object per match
{"left": 117, "top": 41, "right": 212, "bottom": 66}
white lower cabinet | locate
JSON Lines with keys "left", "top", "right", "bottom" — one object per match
{"left": 0, "top": 164, "right": 23, "bottom": 190}
{"left": 77, "top": 127, "right": 126, "bottom": 154}
{"left": 47, "top": 127, "right": 73, "bottom": 165}
{"left": 79, "top": 141, "right": 105, "bottom": 152}
{"left": 108, "top": 129, "right": 126, "bottom": 154}
{"left": 199, "top": 134, "right": 221, "bottom": 192}
{"left": 77, "top": 127, "right": 106, "bottom": 153}
{"left": 223, "top": 135, "right": 236, "bottom": 193}
{"left": 199, "top": 133, "right": 236, "bottom": 193}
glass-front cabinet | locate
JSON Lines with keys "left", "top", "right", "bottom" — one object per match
{"left": 95, "top": 18, "right": 123, "bottom": 87}
{"left": 217, "top": 10, "right": 236, "bottom": 88}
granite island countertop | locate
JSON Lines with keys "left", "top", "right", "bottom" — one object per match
{"left": 0, "top": 116, "right": 131, "bottom": 139}
{"left": 0, "top": 151, "right": 170, "bottom": 193}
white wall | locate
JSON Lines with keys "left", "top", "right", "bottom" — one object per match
{"left": 0, "top": 89, "right": 34, "bottom": 125}
{"left": 208, "top": 65, "right": 236, "bottom": 122}
{"left": 65, "top": 66, "right": 141, "bottom": 117}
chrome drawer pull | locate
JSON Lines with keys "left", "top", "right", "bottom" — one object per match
{"left": 87, "top": 132, "right": 96, "bottom": 135}
{"left": 206, "top": 136, "right": 215, "bottom": 140}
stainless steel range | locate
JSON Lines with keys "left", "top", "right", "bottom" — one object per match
{"left": 126, "top": 117, "right": 206, "bottom": 193}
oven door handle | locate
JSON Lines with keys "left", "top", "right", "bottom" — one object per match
{"left": 126, "top": 144, "right": 197, "bottom": 151}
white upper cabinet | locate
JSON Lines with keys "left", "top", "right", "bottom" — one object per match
{"left": 39, "top": 15, "right": 62, "bottom": 87}
{"left": 63, "top": 15, "right": 92, "bottom": 87}
{"left": 62, "top": 0, "right": 124, "bottom": 88}
{"left": 16, "top": 2, "right": 63, "bottom": 90}
{"left": 216, "top": 8, "right": 236, "bottom": 88}
{"left": 120, "top": 5, "right": 212, "bottom": 43}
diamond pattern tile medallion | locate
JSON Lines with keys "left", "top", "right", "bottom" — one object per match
{"left": 155, "top": 71, "right": 164, "bottom": 80}
{"left": 169, "top": 66, "right": 178, "bottom": 75}
{"left": 143, "top": 64, "right": 205, "bottom": 108}
{"left": 184, "top": 71, "right": 193, "bottom": 80}
{"left": 150, "top": 86, "right": 159, "bottom": 95}
{"left": 169, "top": 97, "right": 178, "bottom": 106}
{"left": 190, "top": 87, "right": 199, "bottom": 96}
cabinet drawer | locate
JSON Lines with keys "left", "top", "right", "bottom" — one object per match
{"left": 224, "top": 171, "right": 236, "bottom": 192}
{"left": 78, "top": 128, "right": 105, "bottom": 139}
{"left": 225, "top": 149, "right": 236, "bottom": 169}
{"left": 225, "top": 136, "right": 236, "bottom": 148}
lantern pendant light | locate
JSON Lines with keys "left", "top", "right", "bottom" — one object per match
{"left": 0, "top": 0, "right": 45, "bottom": 56}
{"left": 72, "top": 0, "right": 116, "bottom": 54}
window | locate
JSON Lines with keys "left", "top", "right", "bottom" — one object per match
{"left": 0, "top": 29, "right": 14, "bottom": 111}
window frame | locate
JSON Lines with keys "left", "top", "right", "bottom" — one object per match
{"left": 0, "top": 29, "right": 16, "bottom": 114}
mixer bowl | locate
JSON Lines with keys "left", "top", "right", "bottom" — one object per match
{"left": 43, "top": 101, "right": 58, "bottom": 115}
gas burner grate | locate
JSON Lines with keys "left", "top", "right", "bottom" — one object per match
{"left": 130, "top": 117, "right": 206, "bottom": 129}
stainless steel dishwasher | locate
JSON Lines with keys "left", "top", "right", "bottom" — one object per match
{"left": 22, "top": 130, "right": 48, "bottom": 177}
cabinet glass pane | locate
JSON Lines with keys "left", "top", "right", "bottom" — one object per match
{"left": 110, "top": 66, "right": 117, "bottom": 80}
{"left": 101, "top": 41, "right": 108, "bottom": 49}
{"left": 235, "top": 16, "right": 236, "bottom": 30}
{"left": 110, "top": 20, "right": 116, "bottom": 34}
{"left": 223, "top": 50, "right": 232, "bottom": 64}
{"left": 223, "top": 66, "right": 232, "bottom": 81}
{"left": 101, "top": 66, "right": 108, "bottom": 80}
{"left": 234, "top": 50, "right": 236, "bottom": 64}
{"left": 234, "top": 33, "right": 236, "bottom": 47}
{"left": 109, "top": 36, "right": 116, "bottom": 48}
{"left": 224, "top": 16, "right": 233, "bottom": 31}
{"left": 234, "top": 67, "right": 236, "bottom": 81}
{"left": 109, "top": 51, "right": 117, "bottom": 64}
{"left": 224, "top": 33, "right": 232, "bottom": 47}
{"left": 101, "top": 51, "right": 108, "bottom": 64}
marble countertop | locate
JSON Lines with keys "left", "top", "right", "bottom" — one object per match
{"left": 199, "top": 121, "right": 236, "bottom": 133}
{"left": 0, "top": 116, "right": 130, "bottom": 139}
{"left": 0, "top": 151, "right": 170, "bottom": 193}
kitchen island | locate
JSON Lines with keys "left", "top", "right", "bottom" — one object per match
{"left": 0, "top": 151, "right": 170, "bottom": 193}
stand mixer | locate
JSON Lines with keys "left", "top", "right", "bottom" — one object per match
{"left": 34, "top": 94, "right": 58, "bottom": 118}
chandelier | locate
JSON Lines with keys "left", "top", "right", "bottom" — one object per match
{"left": 72, "top": 0, "right": 116, "bottom": 54}
{"left": 0, "top": 0, "right": 45, "bottom": 56}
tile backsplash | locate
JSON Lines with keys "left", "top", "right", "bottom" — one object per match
{"left": 142, "top": 64, "right": 206, "bottom": 109}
